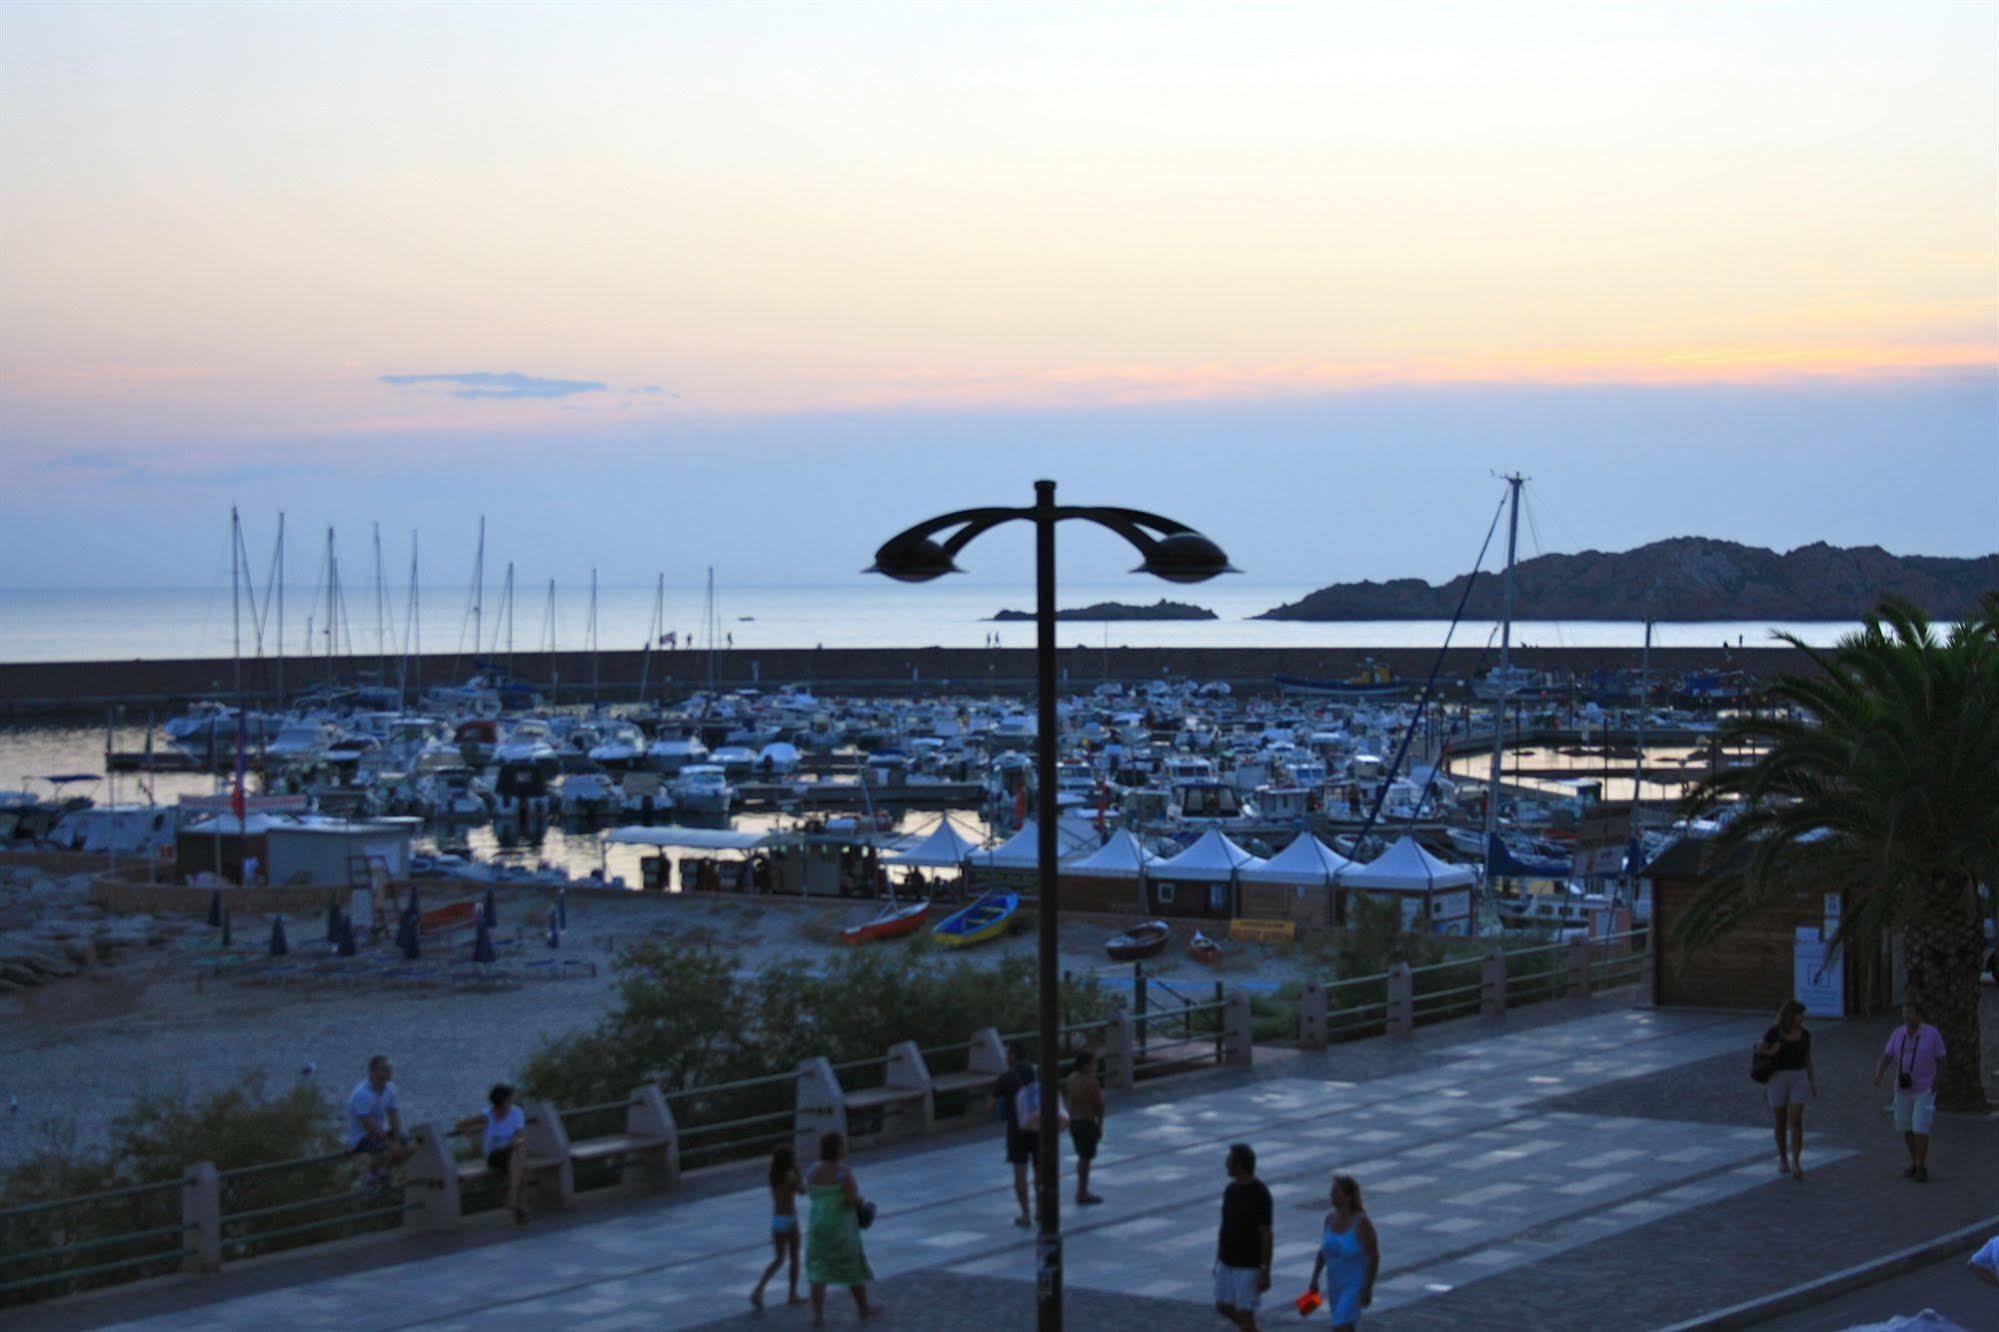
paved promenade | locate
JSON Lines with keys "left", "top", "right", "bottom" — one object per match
{"left": 24, "top": 990, "right": 1998, "bottom": 1332}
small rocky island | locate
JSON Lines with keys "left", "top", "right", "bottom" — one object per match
{"left": 990, "top": 599, "right": 1218, "bottom": 622}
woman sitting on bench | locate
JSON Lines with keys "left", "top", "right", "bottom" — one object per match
{"left": 460, "top": 1084, "right": 531, "bottom": 1224}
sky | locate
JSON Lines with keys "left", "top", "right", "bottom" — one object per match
{"left": 1, "top": 1, "right": 1994, "bottom": 591}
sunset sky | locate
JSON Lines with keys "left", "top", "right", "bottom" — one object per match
{"left": 2, "top": 1, "right": 1994, "bottom": 589}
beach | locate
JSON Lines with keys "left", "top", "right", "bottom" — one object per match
{"left": 0, "top": 869, "right": 1305, "bottom": 1170}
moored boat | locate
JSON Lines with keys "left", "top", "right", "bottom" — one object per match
{"left": 932, "top": 892, "right": 1018, "bottom": 948}
{"left": 842, "top": 899, "right": 931, "bottom": 945}
{"left": 1187, "top": 929, "right": 1223, "bottom": 964}
{"left": 1104, "top": 919, "right": 1171, "bottom": 962}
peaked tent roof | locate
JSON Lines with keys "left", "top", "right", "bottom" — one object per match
{"left": 1062, "top": 828, "right": 1157, "bottom": 879}
{"left": 1237, "top": 831, "right": 1355, "bottom": 884}
{"left": 885, "top": 817, "right": 984, "bottom": 868}
{"left": 1337, "top": 835, "right": 1477, "bottom": 891}
{"left": 1148, "top": 829, "right": 1266, "bottom": 881}
{"left": 967, "top": 818, "right": 1100, "bottom": 869}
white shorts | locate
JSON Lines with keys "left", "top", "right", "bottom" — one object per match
{"left": 1213, "top": 1263, "right": 1263, "bottom": 1310}
{"left": 1765, "top": 1068, "right": 1811, "bottom": 1110}
{"left": 1893, "top": 1088, "right": 1937, "bottom": 1134}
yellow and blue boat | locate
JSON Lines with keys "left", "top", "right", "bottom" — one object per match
{"left": 932, "top": 892, "right": 1018, "bottom": 948}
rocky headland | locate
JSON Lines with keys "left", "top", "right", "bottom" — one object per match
{"left": 1256, "top": 539, "right": 1998, "bottom": 622}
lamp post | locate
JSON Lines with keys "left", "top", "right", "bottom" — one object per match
{"left": 869, "top": 479, "right": 1233, "bottom": 1331}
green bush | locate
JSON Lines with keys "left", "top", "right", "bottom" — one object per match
{"left": 1, "top": 1073, "right": 341, "bottom": 1307}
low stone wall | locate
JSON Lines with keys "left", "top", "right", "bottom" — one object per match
{"left": 88, "top": 879, "right": 343, "bottom": 918}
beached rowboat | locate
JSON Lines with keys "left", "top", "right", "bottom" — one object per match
{"left": 841, "top": 899, "right": 931, "bottom": 945}
{"left": 1103, "top": 919, "right": 1171, "bottom": 962}
{"left": 1187, "top": 930, "right": 1223, "bottom": 964}
{"left": 932, "top": 892, "right": 1018, "bottom": 948}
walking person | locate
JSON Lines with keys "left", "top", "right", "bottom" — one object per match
{"left": 1067, "top": 1050, "right": 1106, "bottom": 1205}
{"left": 1307, "top": 1174, "right": 1379, "bottom": 1331}
{"left": 1754, "top": 999, "right": 1818, "bottom": 1179}
{"left": 750, "top": 1145, "right": 807, "bottom": 1309}
{"left": 1873, "top": 1001, "right": 1946, "bottom": 1182}
{"left": 1213, "top": 1143, "right": 1273, "bottom": 1331}
{"left": 804, "top": 1132, "right": 878, "bottom": 1327}
{"left": 991, "top": 1041, "right": 1038, "bottom": 1228}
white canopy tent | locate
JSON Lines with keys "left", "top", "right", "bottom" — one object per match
{"left": 1336, "top": 835, "right": 1476, "bottom": 889}
{"left": 1236, "top": 831, "right": 1355, "bottom": 884}
{"left": 967, "top": 817, "right": 1100, "bottom": 870}
{"left": 884, "top": 818, "right": 984, "bottom": 868}
{"left": 604, "top": 825, "right": 772, "bottom": 852}
{"left": 1062, "top": 828, "right": 1157, "bottom": 879}
{"left": 1148, "top": 829, "right": 1266, "bottom": 881}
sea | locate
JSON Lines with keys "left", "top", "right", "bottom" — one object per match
{"left": 0, "top": 581, "right": 1861, "bottom": 663}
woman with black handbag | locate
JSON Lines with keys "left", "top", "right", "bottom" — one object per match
{"left": 1753, "top": 999, "right": 1818, "bottom": 1180}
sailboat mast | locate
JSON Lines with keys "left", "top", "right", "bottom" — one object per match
{"left": 502, "top": 561, "right": 515, "bottom": 670}
{"left": 705, "top": 566, "right": 717, "bottom": 694}
{"left": 325, "top": 525, "right": 338, "bottom": 679}
{"left": 408, "top": 531, "right": 421, "bottom": 701}
{"left": 275, "top": 513, "right": 285, "bottom": 707}
{"left": 589, "top": 567, "right": 600, "bottom": 705}
{"left": 373, "top": 522, "right": 387, "bottom": 675}
{"left": 1633, "top": 619, "right": 1652, "bottom": 806}
{"left": 638, "top": 572, "right": 661, "bottom": 705}
{"left": 1480, "top": 474, "right": 1523, "bottom": 895}
{"left": 230, "top": 506, "right": 242, "bottom": 699}
{"left": 472, "top": 515, "right": 485, "bottom": 670}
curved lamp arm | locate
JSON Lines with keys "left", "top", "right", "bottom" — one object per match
{"left": 867, "top": 501, "right": 1234, "bottom": 585}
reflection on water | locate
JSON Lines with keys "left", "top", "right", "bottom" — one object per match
{"left": 1444, "top": 741, "right": 1757, "bottom": 804}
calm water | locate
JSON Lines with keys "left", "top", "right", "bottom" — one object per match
{"left": 0, "top": 582, "right": 1857, "bottom": 663}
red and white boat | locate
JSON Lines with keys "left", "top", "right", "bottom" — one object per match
{"left": 841, "top": 899, "right": 931, "bottom": 945}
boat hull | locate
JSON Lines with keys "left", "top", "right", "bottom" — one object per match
{"left": 842, "top": 901, "right": 931, "bottom": 945}
{"left": 1104, "top": 920, "right": 1171, "bottom": 962}
{"left": 933, "top": 892, "right": 1018, "bottom": 948}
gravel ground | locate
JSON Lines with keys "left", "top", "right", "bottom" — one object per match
{"left": 0, "top": 878, "right": 1329, "bottom": 1169}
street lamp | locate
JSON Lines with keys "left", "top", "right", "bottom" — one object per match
{"left": 868, "top": 479, "right": 1234, "bottom": 1331}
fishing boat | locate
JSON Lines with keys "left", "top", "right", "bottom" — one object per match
{"left": 1187, "top": 929, "right": 1223, "bottom": 964}
{"left": 1104, "top": 919, "right": 1171, "bottom": 962}
{"left": 842, "top": 899, "right": 931, "bottom": 945}
{"left": 932, "top": 892, "right": 1018, "bottom": 948}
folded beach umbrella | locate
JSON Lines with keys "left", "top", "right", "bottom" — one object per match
{"left": 400, "top": 916, "right": 422, "bottom": 961}
{"left": 394, "top": 910, "right": 415, "bottom": 955}
{"left": 405, "top": 883, "right": 421, "bottom": 918}
{"left": 221, "top": 905, "right": 233, "bottom": 947}
{"left": 268, "top": 915, "right": 290, "bottom": 957}
{"left": 555, "top": 887, "right": 567, "bottom": 930}
{"left": 481, "top": 887, "right": 497, "bottom": 928}
{"left": 545, "top": 907, "right": 560, "bottom": 949}
{"left": 325, "top": 897, "right": 342, "bottom": 943}
{"left": 335, "top": 913, "right": 357, "bottom": 957}
{"left": 472, "top": 919, "right": 496, "bottom": 964}
{"left": 207, "top": 890, "right": 222, "bottom": 928}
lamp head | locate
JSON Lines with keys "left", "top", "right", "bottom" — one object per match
{"left": 866, "top": 532, "right": 961, "bottom": 583}
{"left": 1133, "top": 531, "right": 1237, "bottom": 584}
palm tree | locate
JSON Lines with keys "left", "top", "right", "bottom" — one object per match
{"left": 1676, "top": 594, "right": 1999, "bottom": 1112}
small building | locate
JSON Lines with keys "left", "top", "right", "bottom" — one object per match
{"left": 1235, "top": 831, "right": 1355, "bottom": 928}
{"left": 1143, "top": 829, "right": 1264, "bottom": 920}
{"left": 1645, "top": 836, "right": 1889, "bottom": 1013}
{"left": 265, "top": 818, "right": 421, "bottom": 888}
{"left": 1056, "top": 829, "right": 1154, "bottom": 915}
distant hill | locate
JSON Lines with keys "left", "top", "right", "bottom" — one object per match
{"left": 1255, "top": 539, "right": 1999, "bottom": 622}
{"left": 991, "top": 599, "right": 1218, "bottom": 622}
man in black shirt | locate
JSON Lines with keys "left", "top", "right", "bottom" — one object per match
{"left": 991, "top": 1041, "right": 1038, "bottom": 1229}
{"left": 1214, "top": 1142, "right": 1273, "bottom": 1330}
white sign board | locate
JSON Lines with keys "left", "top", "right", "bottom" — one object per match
{"left": 1793, "top": 925, "right": 1845, "bottom": 1018}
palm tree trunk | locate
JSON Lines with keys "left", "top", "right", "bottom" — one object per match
{"left": 1904, "top": 880, "right": 1990, "bottom": 1113}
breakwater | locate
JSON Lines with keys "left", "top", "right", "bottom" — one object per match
{"left": 0, "top": 644, "right": 1812, "bottom": 718}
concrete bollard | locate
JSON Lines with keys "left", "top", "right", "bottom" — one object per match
{"left": 1387, "top": 963, "right": 1414, "bottom": 1036}
{"left": 1299, "top": 979, "right": 1329, "bottom": 1049}
{"left": 1569, "top": 936, "right": 1594, "bottom": 999}
{"left": 180, "top": 1162, "right": 221, "bottom": 1274}
{"left": 1103, "top": 1010, "right": 1137, "bottom": 1092}
{"left": 883, "top": 1040, "right": 936, "bottom": 1138}
{"left": 404, "top": 1123, "right": 462, "bottom": 1232}
{"left": 625, "top": 1084, "right": 680, "bottom": 1189}
{"left": 1481, "top": 950, "right": 1507, "bottom": 1019}
{"left": 1222, "top": 989, "right": 1254, "bottom": 1068}
{"left": 793, "top": 1057, "right": 848, "bottom": 1160}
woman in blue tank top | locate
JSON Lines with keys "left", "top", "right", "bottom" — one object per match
{"left": 1307, "top": 1174, "right": 1378, "bottom": 1330}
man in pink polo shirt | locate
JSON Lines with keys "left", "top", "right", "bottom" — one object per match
{"left": 1872, "top": 1001, "right": 1946, "bottom": 1183}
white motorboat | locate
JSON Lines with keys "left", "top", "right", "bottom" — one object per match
{"left": 646, "top": 734, "right": 710, "bottom": 774}
{"left": 670, "top": 764, "right": 735, "bottom": 815}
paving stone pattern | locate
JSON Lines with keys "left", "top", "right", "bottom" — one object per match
{"left": 79, "top": 1005, "right": 1840, "bottom": 1332}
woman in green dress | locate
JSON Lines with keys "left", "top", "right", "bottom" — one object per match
{"left": 805, "top": 1131, "right": 878, "bottom": 1326}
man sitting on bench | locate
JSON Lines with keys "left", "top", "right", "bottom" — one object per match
{"left": 348, "top": 1055, "right": 414, "bottom": 1188}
